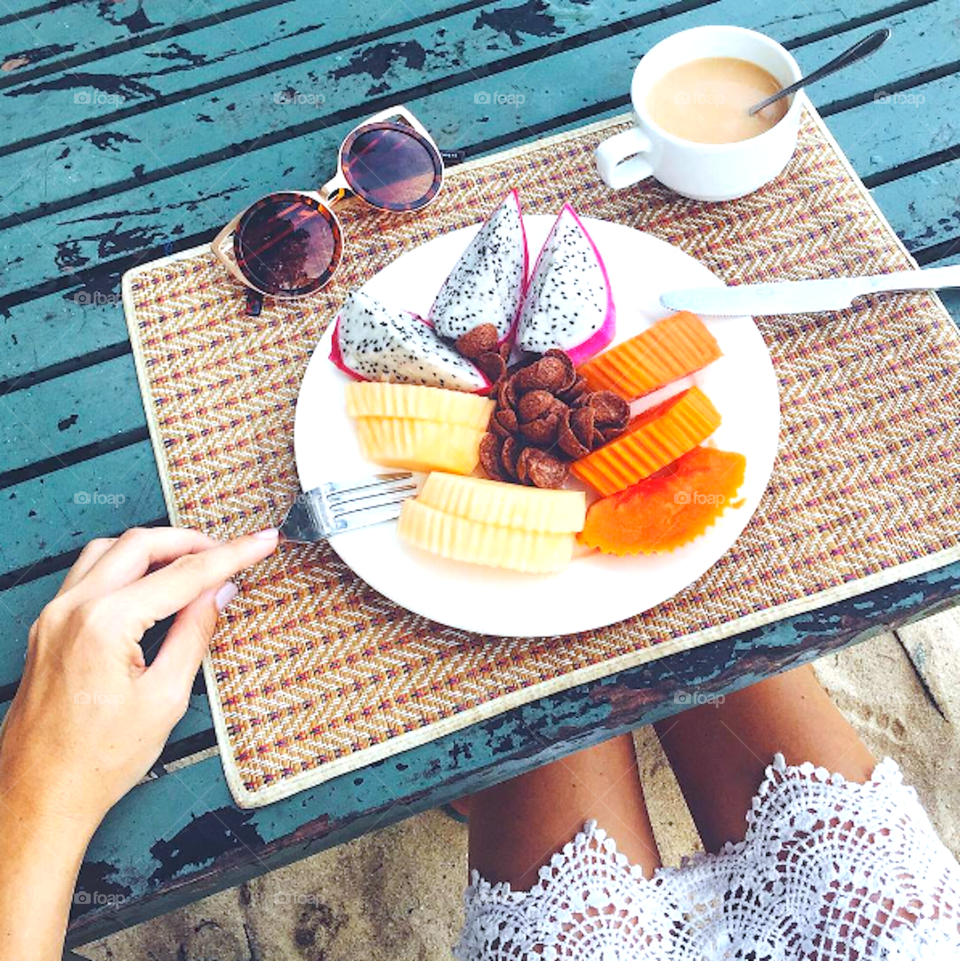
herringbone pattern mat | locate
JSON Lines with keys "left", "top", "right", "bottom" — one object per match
{"left": 124, "top": 107, "right": 960, "bottom": 806}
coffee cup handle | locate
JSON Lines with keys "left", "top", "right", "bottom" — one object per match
{"left": 595, "top": 127, "right": 654, "bottom": 190}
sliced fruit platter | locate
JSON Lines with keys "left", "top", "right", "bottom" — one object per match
{"left": 294, "top": 192, "right": 780, "bottom": 636}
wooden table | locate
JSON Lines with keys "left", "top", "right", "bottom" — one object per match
{"left": 1, "top": 0, "right": 958, "bottom": 949}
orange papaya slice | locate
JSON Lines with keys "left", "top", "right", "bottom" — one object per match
{"left": 579, "top": 446, "right": 746, "bottom": 555}
{"left": 578, "top": 311, "right": 722, "bottom": 400}
{"left": 571, "top": 387, "right": 721, "bottom": 497}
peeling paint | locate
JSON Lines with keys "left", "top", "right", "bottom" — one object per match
{"left": 473, "top": 0, "right": 564, "bottom": 47}
{"left": 149, "top": 807, "right": 265, "bottom": 885}
{"left": 329, "top": 39, "right": 428, "bottom": 96}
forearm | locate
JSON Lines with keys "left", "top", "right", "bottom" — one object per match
{"left": 0, "top": 795, "right": 94, "bottom": 959}
{"left": 0, "top": 527, "right": 276, "bottom": 959}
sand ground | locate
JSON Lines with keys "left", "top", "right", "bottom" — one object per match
{"left": 80, "top": 608, "right": 959, "bottom": 960}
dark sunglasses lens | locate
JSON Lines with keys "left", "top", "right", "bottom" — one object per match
{"left": 343, "top": 124, "right": 442, "bottom": 211}
{"left": 235, "top": 195, "right": 340, "bottom": 296}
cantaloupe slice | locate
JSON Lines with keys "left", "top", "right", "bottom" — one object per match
{"left": 418, "top": 473, "right": 586, "bottom": 533}
{"left": 354, "top": 418, "right": 483, "bottom": 475}
{"left": 571, "top": 387, "right": 721, "bottom": 497}
{"left": 578, "top": 312, "right": 722, "bottom": 400}
{"left": 398, "top": 500, "right": 575, "bottom": 573}
{"left": 345, "top": 382, "right": 494, "bottom": 430}
{"left": 579, "top": 446, "right": 746, "bottom": 555}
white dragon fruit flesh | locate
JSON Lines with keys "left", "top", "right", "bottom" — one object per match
{"left": 330, "top": 289, "right": 491, "bottom": 393}
{"left": 514, "top": 204, "right": 615, "bottom": 364}
{"left": 428, "top": 189, "right": 528, "bottom": 345}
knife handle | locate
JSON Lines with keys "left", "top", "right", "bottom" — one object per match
{"left": 864, "top": 265, "right": 960, "bottom": 295}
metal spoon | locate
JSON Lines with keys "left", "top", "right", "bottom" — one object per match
{"left": 748, "top": 27, "right": 891, "bottom": 116}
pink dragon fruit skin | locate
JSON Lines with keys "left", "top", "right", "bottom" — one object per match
{"left": 428, "top": 189, "right": 528, "bottom": 346}
{"left": 515, "top": 204, "right": 615, "bottom": 365}
{"left": 330, "top": 289, "right": 492, "bottom": 394}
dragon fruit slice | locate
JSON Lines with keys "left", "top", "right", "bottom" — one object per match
{"left": 428, "top": 189, "right": 528, "bottom": 345}
{"left": 330, "top": 289, "right": 491, "bottom": 393}
{"left": 515, "top": 205, "right": 615, "bottom": 364}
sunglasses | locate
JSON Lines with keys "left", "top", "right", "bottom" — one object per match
{"left": 213, "top": 106, "right": 450, "bottom": 307}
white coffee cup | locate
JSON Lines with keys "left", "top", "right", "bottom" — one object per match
{"left": 596, "top": 26, "right": 803, "bottom": 202}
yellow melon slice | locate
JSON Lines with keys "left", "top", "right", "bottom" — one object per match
{"left": 418, "top": 472, "right": 585, "bottom": 533}
{"left": 345, "top": 382, "right": 494, "bottom": 430}
{"left": 398, "top": 500, "right": 574, "bottom": 573}
{"left": 354, "top": 418, "right": 483, "bottom": 475}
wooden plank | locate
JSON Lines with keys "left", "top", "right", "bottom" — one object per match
{"left": 0, "top": 0, "right": 940, "bottom": 378}
{"left": 0, "top": 283, "right": 125, "bottom": 388}
{"left": 0, "top": 0, "right": 684, "bottom": 225}
{"left": 871, "top": 160, "right": 960, "bottom": 254}
{"left": 0, "top": 0, "right": 926, "bottom": 241}
{"left": 828, "top": 71, "right": 960, "bottom": 183}
{"left": 0, "top": 1, "right": 84, "bottom": 24}
{"left": 0, "top": 0, "right": 305, "bottom": 80}
{"left": 64, "top": 556, "right": 960, "bottom": 946}
{"left": 793, "top": 0, "right": 958, "bottom": 109}
{"left": 0, "top": 0, "right": 493, "bottom": 139}
{"left": 0, "top": 442, "right": 165, "bottom": 576}
{"left": 0, "top": 353, "right": 141, "bottom": 474}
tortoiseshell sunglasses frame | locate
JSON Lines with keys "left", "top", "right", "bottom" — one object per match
{"left": 212, "top": 105, "right": 445, "bottom": 301}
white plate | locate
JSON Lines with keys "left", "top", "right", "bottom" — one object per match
{"left": 294, "top": 216, "right": 779, "bottom": 637}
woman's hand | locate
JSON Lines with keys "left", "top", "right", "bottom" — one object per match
{"left": 0, "top": 526, "right": 279, "bottom": 959}
{"left": 0, "top": 526, "right": 279, "bottom": 833}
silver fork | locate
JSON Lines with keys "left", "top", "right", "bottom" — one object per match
{"left": 279, "top": 473, "right": 417, "bottom": 543}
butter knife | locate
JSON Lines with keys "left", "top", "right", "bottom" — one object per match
{"left": 660, "top": 265, "right": 960, "bottom": 317}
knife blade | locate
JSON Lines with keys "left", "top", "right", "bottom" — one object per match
{"left": 660, "top": 265, "right": 960, "bottom": 317}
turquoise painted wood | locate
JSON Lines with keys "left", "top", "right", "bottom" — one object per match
{"left": 0, "top": 0, "right": 958, "bottom": 947}
{"left": 0, "top": 0, "right": 323, "bottom": 92}
{"left": 0, "top": 354, "right": 142, "bottom": 471}
{"left": 0, "top": 0, "right": 938, "bottom": 290}
{"left": 1, "top": 0, "right": 955, "bottom": 378}
{"left": 0, "top": 444, "right": 165, "bottom": 574}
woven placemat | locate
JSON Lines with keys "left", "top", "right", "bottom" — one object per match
{"left": 123, "top": 103, "right": 960, "bottom": 808}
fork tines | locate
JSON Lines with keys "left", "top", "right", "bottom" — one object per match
{"left": 321, "top": 472, "right": 417, "bottom": 536}
{"left": 280, "top": 473, "right": 417, "bottom": 543}
{"left": 326, "top": 473, "right": 417, "bottom": 521}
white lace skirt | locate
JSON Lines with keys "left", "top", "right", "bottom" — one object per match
{"left": 456, "top": 755, "right": 960, "bottom": 960}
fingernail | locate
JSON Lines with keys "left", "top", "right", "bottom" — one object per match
{"left": 215, "top": 581, "right": 239, "bottom": 612}
{"left": 254, "top": 528, "right": 279, "bottom": 540}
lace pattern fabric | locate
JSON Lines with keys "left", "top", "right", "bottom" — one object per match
{"left": 456, "top": 755, "right": 960, "bottom": 960}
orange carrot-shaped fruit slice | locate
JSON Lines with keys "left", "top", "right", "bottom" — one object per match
{"left": 571, "top": 386, "right": 721, "bottom": 497}
{"left": 579, "top": 446, "right": 747, "bottom": 555}
{"left": 578, "top": 311, "right": 722, "bottom": 400}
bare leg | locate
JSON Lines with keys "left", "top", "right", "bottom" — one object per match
{"left": 468, "top": 734, "right": 661, "bottom": 888}
{"left": 655, "top": 663, "right": 876, "bottom": 853}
